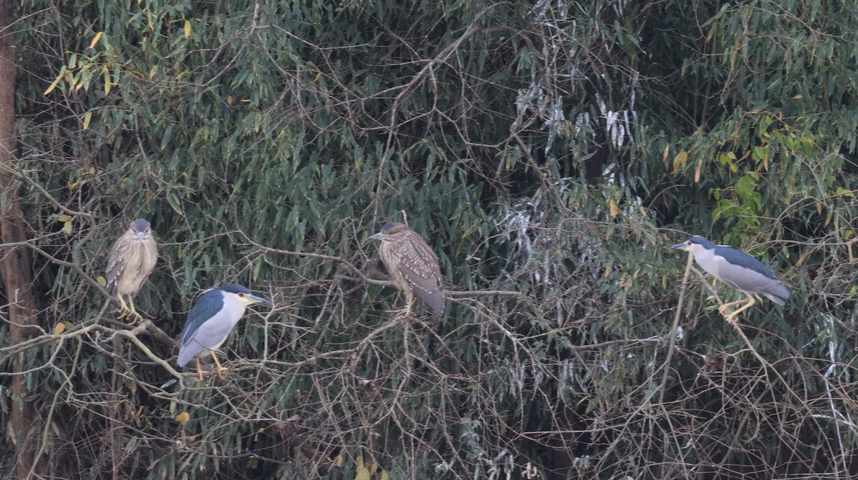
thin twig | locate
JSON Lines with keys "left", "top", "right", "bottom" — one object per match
{"left": 659, "top": 251, "right": 694, "bottom": 405}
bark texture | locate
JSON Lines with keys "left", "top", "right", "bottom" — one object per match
{"left": 0, "top": 1, "right": 43, "bottom": 477}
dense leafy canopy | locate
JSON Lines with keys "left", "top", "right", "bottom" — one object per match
{"left": 2, "top": 0, "right": 858, "bottom": 478}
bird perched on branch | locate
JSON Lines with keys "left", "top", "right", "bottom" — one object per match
{"left": 105, "top": 218, "right": 158, "bottom": 323}
{"left": 177, "top": 284, "right": 270, "bottom": 381}
{"left": 672, "top": 236, "right": 789, "bottom": 323}
{"left": 367, "top": 222, "right": 445, "bottom": 318}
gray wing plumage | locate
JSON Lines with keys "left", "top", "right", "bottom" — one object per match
{"left": 177, "top": 316, "right": 237, "bottom": 367}
{"left": 177, "top": 339, "right": 206, "bottom": 367}
{"left": 178, "top": 290, "right": 226, "bottom": 366}
{"left": 713, "top": 255, "right": 789, "bottom": 305}
{"left": 713, "top": 245, "right": 777, "bottom": 279}
{"left": 762, "top": 284, "right": 790, "bottom": 305}
{"left": 399, "top": 231, "right": 445, "bottom": 316}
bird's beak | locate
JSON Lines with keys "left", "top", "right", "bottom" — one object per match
{"left": 246, "top": 295, "right": 271, "bottom": 305}
{"left": 136, "top": 232, "right": 146, "bottom": 239}
{"left": 366, "top": 232, "right": 384, "bottom": 242}
{"left": 671, "top": 243, "right": 688, "bottom": 251}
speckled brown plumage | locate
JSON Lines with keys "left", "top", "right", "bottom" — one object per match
{"left": 106, "top": 218, "right": 157, "bottom": 321}
{"left": 369, "top": 222, "right": 445, "bottom": 317}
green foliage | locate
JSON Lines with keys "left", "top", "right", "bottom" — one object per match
{"left": 2, "top": 0, "right": 858, "bottom": 478}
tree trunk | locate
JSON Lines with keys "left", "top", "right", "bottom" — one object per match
{"left": 0, "top": 0, "right": 43, "bottom": 477}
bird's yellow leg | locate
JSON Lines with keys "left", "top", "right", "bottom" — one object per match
{"left": 387, "top": 294, "right": 414, "bottom": 319}
{"left": 125, "top": 297, "right": 143, "bottom": 324}
{"left": 211, "top": 352, "right": 228, "bottom": 379}
{"left": 717, "top": 299, "right": 746, "bottom": 316}
{"left": 195, "top": 356, "right": 204, "bottom": 382}
{"left": 114, "top": 295, "right": 130, "bottom": 319}
{"left": 723, "top": 295, "right": 756, "bottom": 324}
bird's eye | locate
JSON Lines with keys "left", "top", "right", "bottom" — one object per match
{"left": 238, "top": 293, "right": 245, "bottom": 297}
{"left": 686, "top": 241, "right": 692, "bottom": 246}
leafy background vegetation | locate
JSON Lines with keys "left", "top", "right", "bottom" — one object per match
{"left": 2, "top": 0, "right": 858, "bottom": 478}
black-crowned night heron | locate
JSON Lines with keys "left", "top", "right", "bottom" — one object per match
{"left": 105, "top": 218, "right": 158, "bottom": 322}
{"left": 177, "top": 284, "right": 270, "bottom": 380}
{"left": 367, "top": 222, "right": 445, "bottom": 317}
{"left": 672, "top": 236, "right": 789, "bottom": 323}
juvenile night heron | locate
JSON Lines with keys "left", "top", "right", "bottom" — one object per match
{"left": 177, "top": 284, "right": 270, "bottom": 380}
{"left": 367, "top": 222, "right": 445, "bottom": 317}
{"left": 672, "top": 236, "right": 789, "bottom": 323}
{"left": 105, "top": 218, "right": 158, "bottom": 322}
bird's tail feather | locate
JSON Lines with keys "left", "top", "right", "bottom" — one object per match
{"left": 764, "top": 283, "right": 790, "bottom": 306}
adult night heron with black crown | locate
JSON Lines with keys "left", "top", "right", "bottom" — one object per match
{"left": 177, "top": 284, "right": 270, "bottom": 380}
{"left": 367, "top": 222, "right": 446, "bottom": 318}
{"left": 672, "top": 236, "right": 789, "bottom": 323}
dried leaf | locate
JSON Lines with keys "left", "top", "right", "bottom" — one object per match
{"left": 175, "top": 412, "right": 190, "bottom": 426}
{"left": 132, "top": 406, "right": 144, "bottom": 427}
{"left": 609, "top": 198, "right": 619, "bottom": 218}
{"left": 44, "top": 74, "right": 63, "bottom": 95}
{"left": 672, "top": 150, "right": 688, "bottom": 173}
{"left": 355, "top": 455, "right": 371, "bottom": 480}
{"left": 89, "top": 32, "right": 103, "bottom": 49}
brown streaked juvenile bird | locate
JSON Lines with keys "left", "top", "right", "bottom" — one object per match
{"left": 106, "top": 218, "right": 158, "bottom": 322}
{"left": 367, "top": 222, "right": 445, "bottom": 317}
